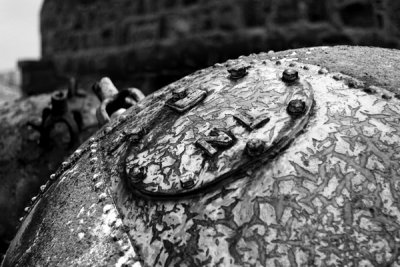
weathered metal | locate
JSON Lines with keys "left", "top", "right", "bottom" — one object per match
{"left": 0, "top": 81, "right": 99, "bottom": 261}
{"left": 3, "top": 46, "right": 400, "bottom": 267}
{"left": 92, "top": 77, "right": 145, "bottom": 126}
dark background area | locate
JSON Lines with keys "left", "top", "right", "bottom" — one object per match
{"left": 23, "top": 0, "right": 400, "bottom": 95}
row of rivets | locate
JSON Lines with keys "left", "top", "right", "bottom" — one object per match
{"left": 18, "top": 87, "right": 137, "bottom": 227}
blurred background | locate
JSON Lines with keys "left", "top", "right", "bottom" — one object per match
{"left": 1, "top": 0, "right": 400, "bottom": 261}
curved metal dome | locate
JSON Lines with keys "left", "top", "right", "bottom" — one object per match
{"left": 3, "top": 46, "right": 400, "bottom": 267}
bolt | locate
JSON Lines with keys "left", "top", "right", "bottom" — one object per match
{"left": 228, "top": 66, "right": 249, "bottom": 80}
{"left": 130, "top": 166, "right": 147, "bottom": 183}
{"left": 282, "top": 69, "right": 299, "bottom": 83}
{"left": 49, "top": 174, "right": 56, "bottom": 180}
{"left": 104, "top": 126, "right": 112, "bottom": 134}
{"left": 24, "top": 207, "right": 30, "bottom": 213}
{"left": 318, "top": 67, "right": 329, "bottom": 74}
{"left": 61, "top": 161, "right": 68, "bottom": 168}
{"left": 119, "top": 114, "right": 128, "bottom": 122}
{"left": 287, "top": 99, "right": 306, "bottom": 117}
{"left": 40, "top": 184, "right": 47, "bottom": 193}
{"left": 180, "top": 174, "right": 196, "bottom": 189}
{"left": 31, "top": 196, "right": 37, "bottom": 202}
{"left": 90, "top": 143, "right": 98, "bottom": 149}
{"left": 245, "top": 139, "right": 267, "bottom": 157}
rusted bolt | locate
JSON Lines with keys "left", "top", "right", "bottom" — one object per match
{"left": 228, "top": 66, "right": 248, "bottom": 80}
{"left": 287, "top": 99, "right": 306, "bottom": 117}
{"left": 282, "top": 69, "right": 299, "bottom": 83}
{"left": 180, "top": 174, "right": 196, "bottom": 189}
{"left": 245, "top": 139, "right": 267, "bottom": 157}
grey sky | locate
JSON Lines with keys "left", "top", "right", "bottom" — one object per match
{"left": 0, "top": 0, "right": 43, "bottom": 71}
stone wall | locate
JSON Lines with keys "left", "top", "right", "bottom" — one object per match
{"left": 40, "top": 0, "right": 400, "bottom": 94}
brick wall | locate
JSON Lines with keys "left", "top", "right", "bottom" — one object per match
{"left": 40, "top": 0, "right": 400, "bottom": 94}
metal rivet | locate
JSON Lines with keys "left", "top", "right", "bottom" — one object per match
{"left": 382, "top": 94, "right": 392, "bottom": 100}
{"left": 318, "top": 67, "right": 329, "bottom": 74}
{"left": 287, "top": 100, "right": 306, "bottom": 117}
{"left": 90, "top": 157, "right": 98, "bottom": 164}
{"left": 91, "top": 149, "right": 97, "bottom": 154}
{"left": 74, "top": 149, "right": 82, "bottom": 156}
{"left": 89, "top": 137, "right": 96, "bottom": 143}
{"left": 19, "top": 217, "right": 24, "bottom": 222}
{"left": 40, "top": 184, "right": 47, "bottom": 193}
{"left": 245, "top": 139, "right": 267, "bottom": 157}
{"left": 31, "top": 196, "right": 37, "bottom": 202}
{"left": 275, "top": 60, "right": 281, "bottom": 65}
{"left": 119, "top": 114, "right": 127, "bottom": 122}
{"left": 129, "top": 166, "right": 147, "bottom": 183}
{"left": 50, "top": 174, "right": 56, "bottom": 180}
{"left": 282, "top": 69, "right": 299, "bottom": 83}
{"left": 228, "top": 66, "right": 248, "bottom": 80}
{"left": 363, "top": 87, "right": 377, "bottom": 94}
{"left": 104, "top": 126, "right": 112, "bottom": 133}
{"left": 289, "top": 62, "right": 296, "bottom": 67}
{"left": 61, "top": 161, "right": 68, "bottom": 168}
{"left": 24, "top": 207, "right": 30, "bottom": 212}
{"left": 180, "top": 174, "right": 196, "bottom": 189}
{"left": 90, "top": 143, "right": 98, "bottom": 149}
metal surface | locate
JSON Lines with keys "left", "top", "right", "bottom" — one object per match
{"left": 123, "top": 60, "right": 313, "bottom": 197}
{"left": 3, "top": 47, "right": 400, "bottom": 267}
{"left": 28, "top": 80, "right": 89, "bottom": 148}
